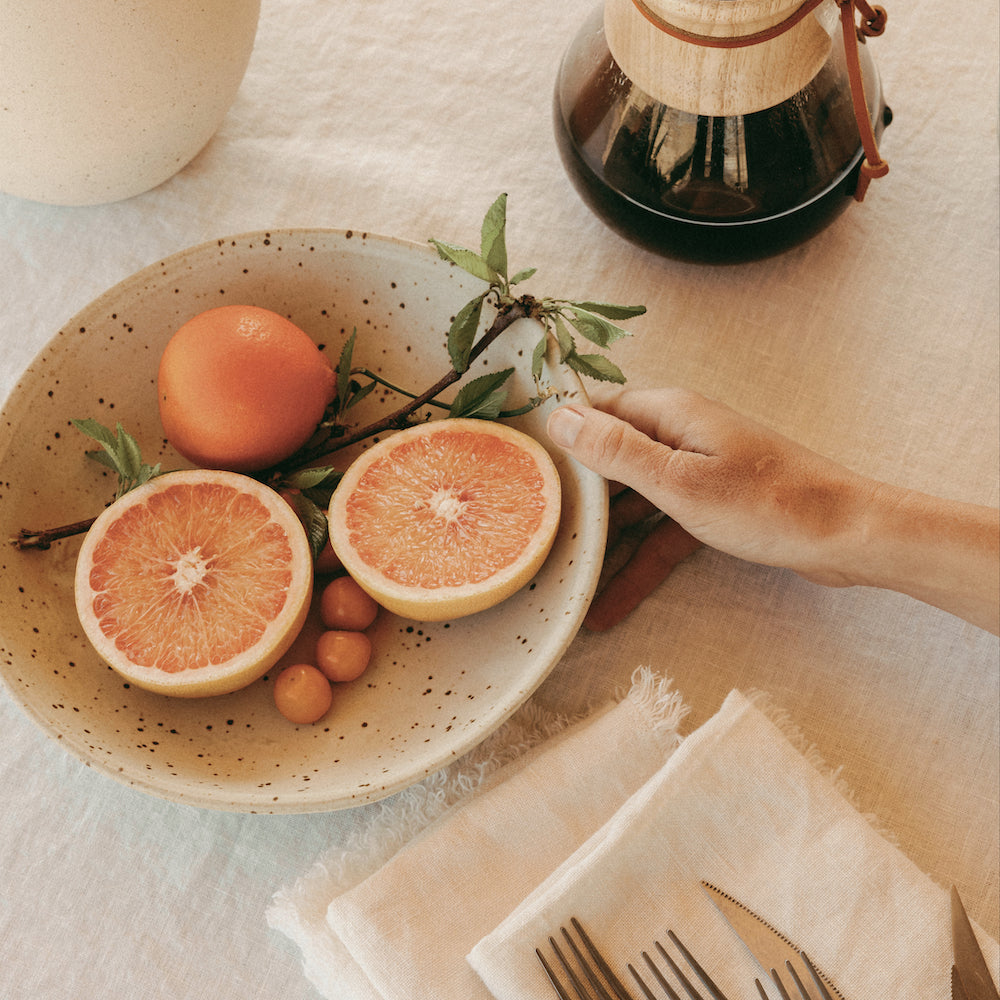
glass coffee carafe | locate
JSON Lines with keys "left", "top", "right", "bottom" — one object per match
{"left": 554, "top": 0, "right": 892, "bottom": 262}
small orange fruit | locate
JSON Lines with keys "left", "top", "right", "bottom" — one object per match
{"left": 74, "top": 469, "right": 313, "bottom": 697}
{"left": 319, "top": 575, "right": 379, "bottom": 631}
{"left": 273, "top": 664, "right": 333, "bottom": 724}
{"left": 316, "top": 630, "right": 372, "bottom": 683}
{"left": 157, "top": 304, "right": 336, "bottom": 472}
{"left": 327, "top": 418, "right": 561, "bottom": 621}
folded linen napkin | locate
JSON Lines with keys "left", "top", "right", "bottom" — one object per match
{"left": 268, "top": 669, "right": 687, "bottom": 999}
{"left": 269, "top": 671, "right": 999, "bottom": 1000}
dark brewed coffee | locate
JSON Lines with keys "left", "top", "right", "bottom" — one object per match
{"left": 554, "top": 13, "right": 891, "bottom": 263}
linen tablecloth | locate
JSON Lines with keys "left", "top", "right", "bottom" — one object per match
{"left": 1, "top": 2, "right": 997, "bottom": 997}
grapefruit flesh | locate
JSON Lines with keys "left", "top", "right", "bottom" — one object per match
{"left": 327, "top": 418, "right": 561, "bottom": 621}
{"left": 75, "top": 469, "right": 313, "bottom": 697}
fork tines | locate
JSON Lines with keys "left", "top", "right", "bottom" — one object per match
{"left": 536, "top": 917, "right": 635, "bottom": 1000}
{"left": 536, "top": 918, "right": 730, "bottom": 1000}
{"left": 629, "top": 931, "right": 728, "bottom": 1000}
{"left": 536, "top": 918, "right": 839, "bottom": 1000}
{"left": 754, "top": 952, "right": 836, "bottom": 1000}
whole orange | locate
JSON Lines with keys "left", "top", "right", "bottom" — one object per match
{"left": 158, "top": 305, "right": 336, "bottom": 472}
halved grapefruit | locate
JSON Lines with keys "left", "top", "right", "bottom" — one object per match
{"left": 327, "top": 418, "right": 561, "bottom": 621}
{"left": 75, "top": 469, "right": 313, "bottom": 697}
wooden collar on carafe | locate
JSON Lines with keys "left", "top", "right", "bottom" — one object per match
{"left": 630, "top": 0, "right": 889, "bottom": 200}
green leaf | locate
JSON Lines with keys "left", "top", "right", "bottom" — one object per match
{"left": 448, "top": 368, "right": 514, "bottom": 419}
{"left": 567, "top": 300, "right": 646, "bottom": 321}
{"left": 531, "top": 335, "right": 547, "bottom": 380}
{"left": 447, "top": 292, "right": 487, "bottom": 373}
{"left": 117, "top": 423, "right": 144, "bottom": 480}
{"left": 429, "top": 239, "right": 497, "bottom": 284}
{"left": 452, "top": 389, "right": 509, "bottom": 421}
{"left": 480, "top": 193, "right": 508, "bottom": 280}
{"left": 287, "top": 491, "right": 331, "bottom": 564}
{"left": 285, "top": 465, "right": 341, "bottom": 490}
{"left": 566, "top": 353, "right": 627, "bottom": 384}
{"left": 135, "top": 464, "right": 162, "bottom": 487}
{"left": 565, "top": 306, "right": 632, "bottom": 348}
{"left": 342, "top": 378, "right": 377, "bottom": 413}
{"left": 552, "top": 314, "right": 575, "bottom": 362}
{"left": 510, "top": 267, "right": 537, "bottom": 286}
{"left": 72, "top": 417, "right": 119, "bottom": 452}
{"left": 84, "top": 448, "right": 121, "bottom": 473}
{"left": 336, "top": 330, "right": 356, "bottom": 409}
{"left": 72, "top": 418, "right": 163, "bottom": 498}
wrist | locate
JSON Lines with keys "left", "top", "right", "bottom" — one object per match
{"left": 836, "top": 481, "right": 1000, "bottom": 632}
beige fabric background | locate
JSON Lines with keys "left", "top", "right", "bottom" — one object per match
{"left": 1, "top": 1, "right": 996, "bottom": 997}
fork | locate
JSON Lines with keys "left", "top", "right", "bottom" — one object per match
{"left": 536, "top": 917, "right": 837, "bottom": 1000}
{"left": 754, "top": 956, "right": 836, "bottom": 1000}
{"left": 535, "top": 917, "right": 730, "bottom": 1000}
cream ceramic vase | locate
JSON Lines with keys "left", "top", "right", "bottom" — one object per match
{"left": 0, "top": 0, "right": 261, "bottom": 206}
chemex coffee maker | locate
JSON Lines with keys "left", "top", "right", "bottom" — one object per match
{"left": 554, "top": 0, "right": 892, "bottom": 261}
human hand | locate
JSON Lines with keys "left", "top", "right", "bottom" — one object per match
{"left": 549, "top": 384, "right": 872, "bottom": 566}
{"left": 546, "top": 387, "right": 876, "bottom": 629}
{"left": 547, "top": 387, "right": 1000, "bottom": 634}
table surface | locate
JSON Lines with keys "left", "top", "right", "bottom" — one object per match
{"left": 1, "top": 2, "right": 997, "bottom": 997}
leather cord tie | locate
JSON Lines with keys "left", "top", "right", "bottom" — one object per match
{"left": 838, "top": 0, "right": 889, "bottom": 200}
{"left": 630, "top": 0, "right": 889, "bottom": 200}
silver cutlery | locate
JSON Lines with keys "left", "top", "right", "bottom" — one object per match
{"left": 536, "top": 879, "right": 847, "bottom": 1000}
{"left": 536, "top": 913, "right": 837, "bottom": 1000}
{"left": 537, "top": 881, "right": 996, "bottom": 1000}
{"left": 536, "top": 916, "right": 730, "bottom": 1000}
{"left": 702, "top": 881, "right": 841, "bottom": 1000}
{"left": 952, "top": 885, "right": 1000, "bottom": 1000}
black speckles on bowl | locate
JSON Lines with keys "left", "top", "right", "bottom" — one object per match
{"left": 0, "top": 229, "right": 607, "bottom": 813}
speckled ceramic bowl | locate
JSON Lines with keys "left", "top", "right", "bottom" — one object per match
{"left": 0, "top": 230, "right": 607, "bottom": 812}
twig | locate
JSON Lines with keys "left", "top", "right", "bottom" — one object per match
{"left": 271, "top": 297, "right": 533, "bottom": 471}
{"left": 12, "top": 297, "right": 537, "bottom": 549}
{"left": 13, "top": 516, "right": 99, "bottom": 550}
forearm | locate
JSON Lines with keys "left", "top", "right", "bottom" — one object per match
{"left": 836, "top": 483, "right": 1000, "bottom": 634}
{"left": 547, "top": 392, "right": 1000, "bottom": 634}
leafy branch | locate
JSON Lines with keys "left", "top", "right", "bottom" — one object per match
{"left": 72, "top": 419, "right": 163, "bottom": 499}
{"left": 278, "top": 194, "right": 641, "bottom": 471}
{"left": 12, "top": 194, "right": 644, "bottom": 553}
{"left": 12, "top": 421, "right": 163, "bottom": 550}
{"left": 430, "top": 192, "right": 640, "bottom": 388}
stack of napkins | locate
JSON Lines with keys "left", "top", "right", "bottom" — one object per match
{"left": 268, "top": 669, "right": 998, "bottom": 999}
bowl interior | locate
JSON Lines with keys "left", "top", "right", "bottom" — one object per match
{"left": 0, "top": 229, "right": 606, "bottom": 812}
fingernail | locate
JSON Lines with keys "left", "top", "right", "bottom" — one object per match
{"left": 547, "top": 406, "right": 586, "bottom": 448}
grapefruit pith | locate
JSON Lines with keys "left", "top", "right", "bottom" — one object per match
{"left": 75, "top": 469, "right": 313, "bottom": 697}
{"left": 327, "top": 418, "right": 561, "bottom": 621}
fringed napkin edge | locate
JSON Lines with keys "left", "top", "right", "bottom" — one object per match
{"left": 266, "top": 667, "right": 685, "bottom": 975}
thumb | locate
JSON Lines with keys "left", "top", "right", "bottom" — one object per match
{"left": 546, "top": 404, "right": 680, "bottom": 504}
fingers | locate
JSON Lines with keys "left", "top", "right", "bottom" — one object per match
{"left": 584, "top": 517, "right": 703, "bottom": 631}
{"left": 576, "top": 386, "right": 726, "bottom": 454}
{"left": 547, "top": 402, "right": 700, "bottom": 513}
{"left": 607, "top": 487, "right": 660, "bottom": 538}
